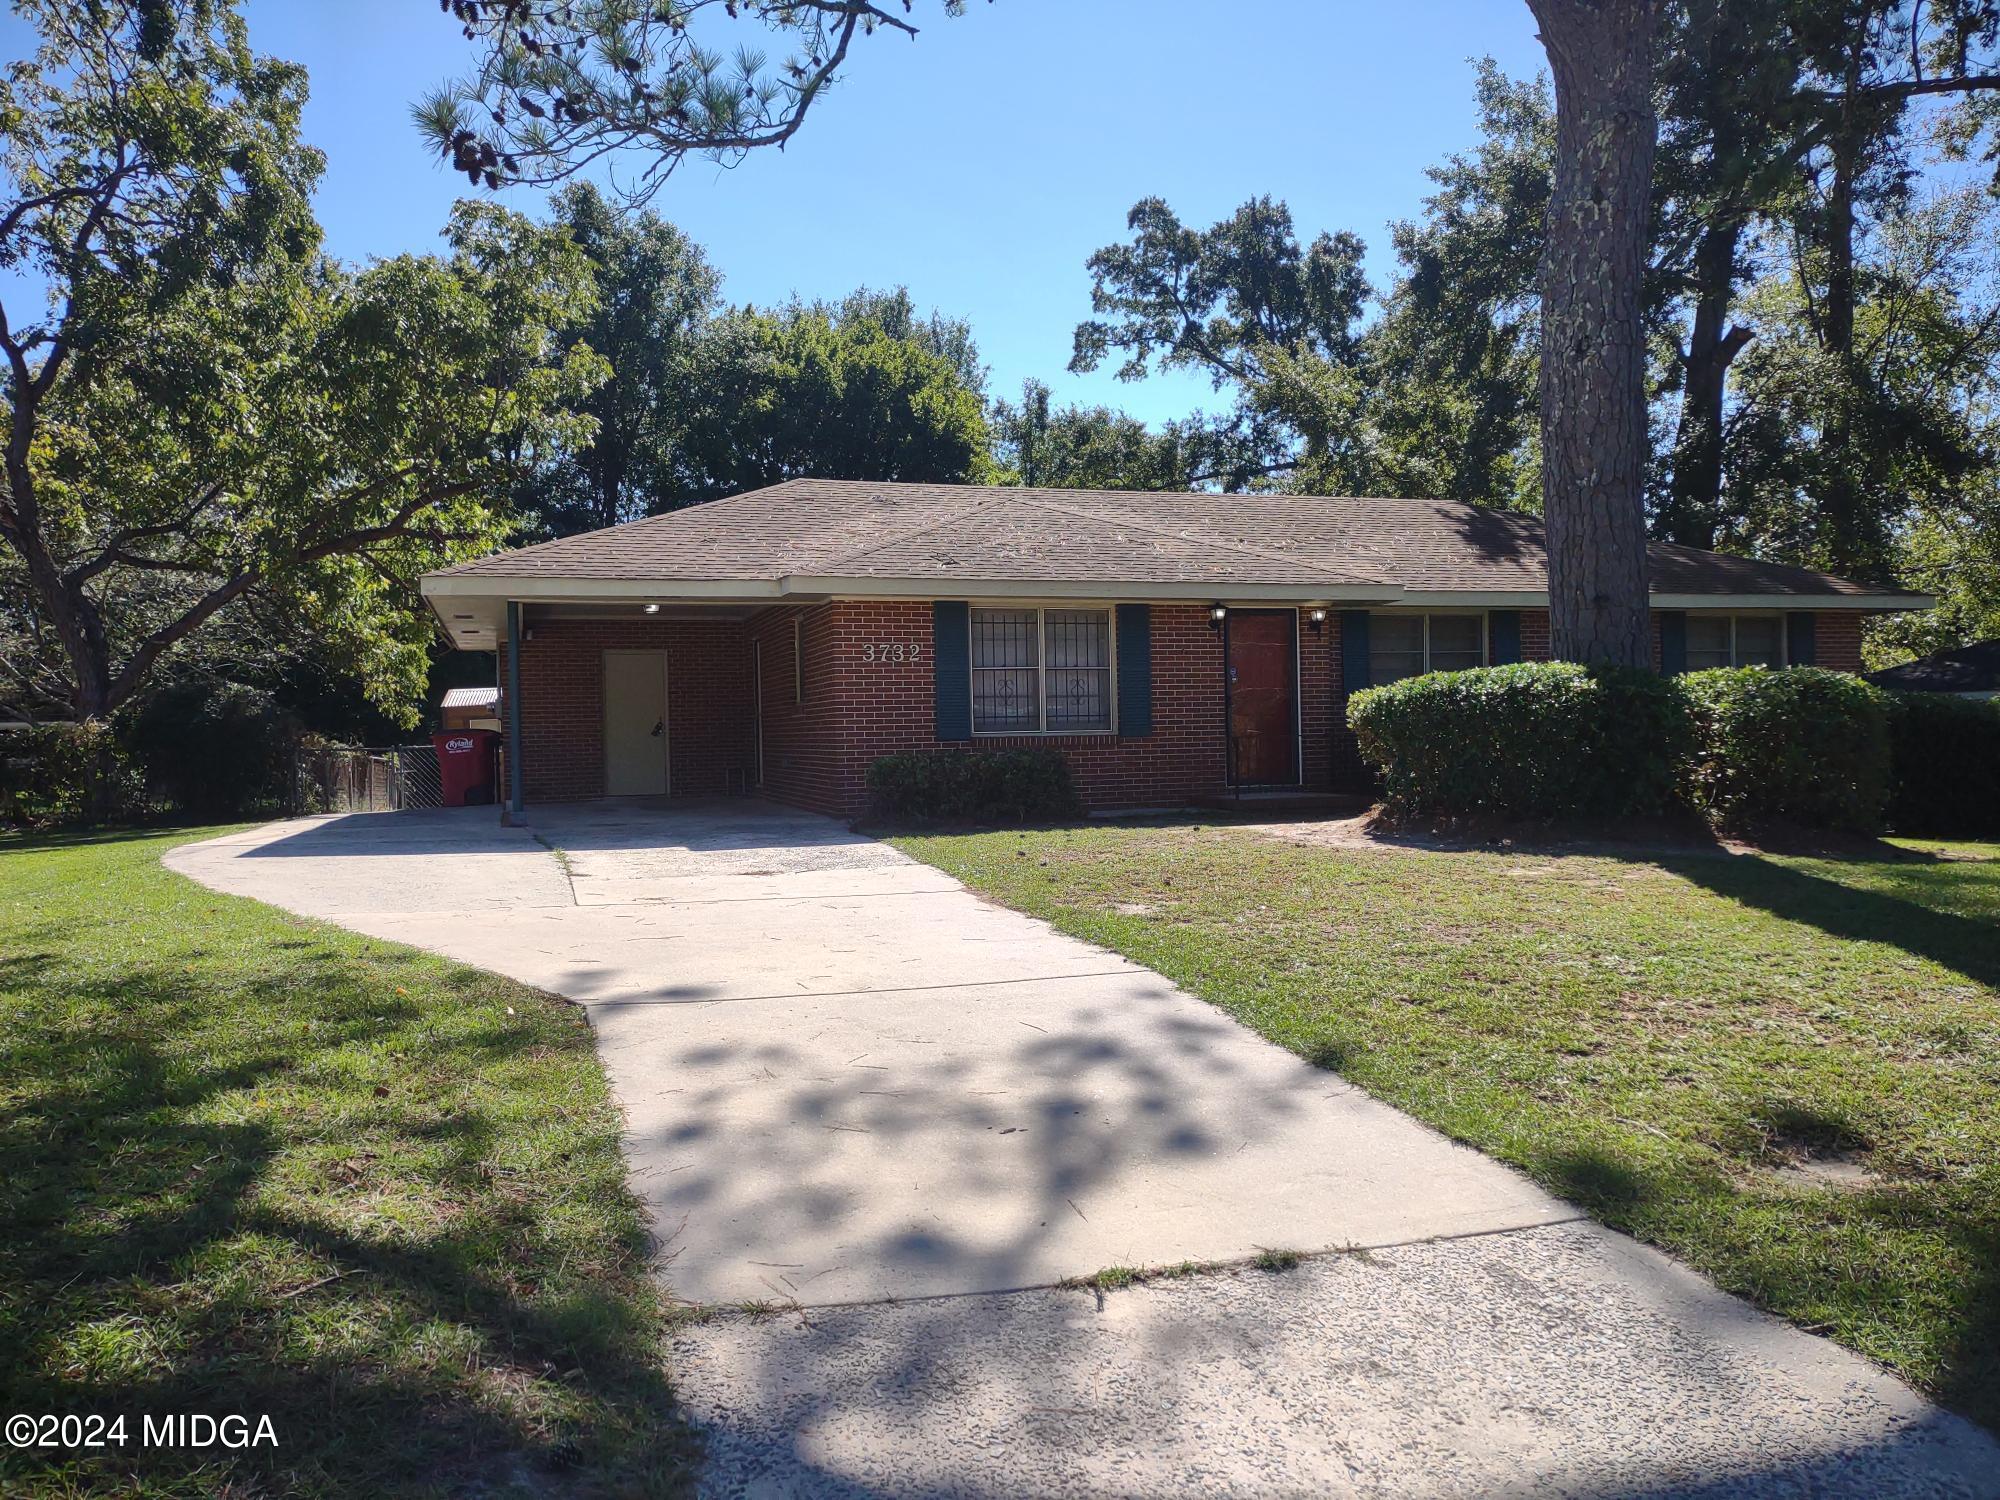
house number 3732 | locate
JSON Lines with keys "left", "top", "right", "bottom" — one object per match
{"left": 859, "top": 642, "right": 922, "bottom": 664}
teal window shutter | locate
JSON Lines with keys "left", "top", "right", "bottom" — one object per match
{"left": 1341, "top": 611, "right": 1371, "bottom": 693}
{"left": 1115, "top": 604, "right": 1152, "bottom": 737}
{"left": 933, "top": 601, "right": 971, "bottom": 739}
{"left": 1659, "top": 611, "right": 1688, "bottom": 675}
{"left": 1787, "top": 612, "right": 1816, "bottom": 667}
{"left": 1489, "top": 610, "right": 1521, "bottom": 665}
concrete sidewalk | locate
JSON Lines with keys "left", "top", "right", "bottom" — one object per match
{"left": 166, "top": 801, "right": 2000, "bottom": 1498}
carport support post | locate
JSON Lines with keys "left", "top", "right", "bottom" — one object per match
{"left": 505, "top": 601, "right": 524, "bottom": 818}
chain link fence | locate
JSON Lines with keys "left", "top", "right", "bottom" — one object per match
{"left": 390, "top": 743, "right": 443, "bottom": 810}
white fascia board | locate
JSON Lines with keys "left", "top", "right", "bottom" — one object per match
{"left": 792, "top": 575, "right": 1400, "bottom": 604}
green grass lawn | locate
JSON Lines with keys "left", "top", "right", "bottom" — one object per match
{"left": 0, "top": 828, "right": 694, "bottom": 1498}
{"left": 895, "top": 819, "right": 2000, "bottom": 1431}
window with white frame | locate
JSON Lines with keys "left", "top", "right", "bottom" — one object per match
{"left": 1368, "top": 613, "right": 1486, "bottom": 685}
{"left": 1685, "top": 613, "right": 1784, "bottom": 670}
{"left": 971, "top": 607, "right": 1113, "bottom": 733}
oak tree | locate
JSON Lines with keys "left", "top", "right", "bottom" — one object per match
{"left": 0, "top": 0, "right": 603, "bottom": 722}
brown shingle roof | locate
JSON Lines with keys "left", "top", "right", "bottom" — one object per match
{"left": 431, "top": 478, "right": 1921, "bottom": 601}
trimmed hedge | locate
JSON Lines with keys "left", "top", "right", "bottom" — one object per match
{"left": 1679, "top": 667, "right": 1891, "bottom": 832}
{"left": 1884, "top": 691, "right": 2000, "bottom": 837}
{"left": 866, "top": 747, "right": 1081, "bottom": 824}
{"left": 1349, "top": 661, "right": 1918, "bottom": 834}
{"left": 1347, "top": 662, "right": 1693, "bottom": 819}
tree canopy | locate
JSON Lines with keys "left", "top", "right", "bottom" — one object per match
{"left": 492, "top": 181, "right": 720, "bottom": 540}
{"left": 671, "top": 296, "right": 992, "bottom": 501}
{"left": 488, "top": 189, "right": 997, "bottom": 539}
{"left": 1059, "top": 4, "right": 2000, "bottom": 660}
{"left": 0, "top": 0, "right": 603, "bottom": 723}
{"left": 988, "top": 379, "right": 1196, "bottom": 491}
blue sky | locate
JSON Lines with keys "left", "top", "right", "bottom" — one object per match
{"left": 6, "top": 0, "right": 1551, "bottom": 425}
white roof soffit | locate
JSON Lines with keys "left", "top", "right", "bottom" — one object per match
{"left": 1395, "top": 590, "right": 1933, "bottom": 611}
{"left": 420, "top": 574, "right": 1932, "bottom": 613}
{"left": 1645, "top": 592, "right": 1934, "bottom": 611}
{"left": 421, "top": 575, "right": 788, "bottom": 602}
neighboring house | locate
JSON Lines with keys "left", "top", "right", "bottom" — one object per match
{"left": 420, "top": 479, "right": 1931, "bottom": 818}
{"left": 1866, "top": 639, "right": 2000, "bottom": 700}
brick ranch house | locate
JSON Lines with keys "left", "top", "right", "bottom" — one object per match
{"left": 419, "top": 479, "right": 1930, "bottom": 819}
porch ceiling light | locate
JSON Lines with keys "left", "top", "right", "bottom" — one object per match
{"left": 643, "top": 603, "right": 660, "bottom": 614}
{"left": 1208, "top": 603, "right": 1227, "bottom": 630}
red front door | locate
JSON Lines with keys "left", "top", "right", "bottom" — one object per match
{"left": 1228, "top": 610, "right": 1298, "bottom": 786}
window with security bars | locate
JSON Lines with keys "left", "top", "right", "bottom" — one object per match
{"left": 1368, "top": 613, "right": 1487, "bottom": 685}
{"left": 971, "top": 607, "right": 1113, "bottom": 733}
{"left": 1686, "top": 614, "right": 1784, "bottom": 670}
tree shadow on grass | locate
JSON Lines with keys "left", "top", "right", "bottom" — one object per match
{"left": 0, "top": 952, "right": 694, "bottom": 1498}
{"left": 0, "top": 823, "right": 219, "bottom": 853}
{"left": 1655, "top": 850, "right": 2000, "bottom": 992}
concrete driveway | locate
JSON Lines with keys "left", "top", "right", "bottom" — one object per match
{"left": 168, "top": 802, "right": 2000, "bottom": 1498}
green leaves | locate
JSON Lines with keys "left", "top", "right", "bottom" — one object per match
{"left": 1349, "top": 661, "right": 1693, "bottom": 821}
{"left": 670, "top": 296, "right": 991, "bottom": 499}
{"left": 490, "top": 182, "right": 719, "bottom": 538}
{"left": 1, "top": 2, "right": 607, "bottom": 722}
{"left": 1067, "top": 194, "right": 1375, "bottom": 492}
{"left": 1680, "top": 667, "right": 1893, "bottom": 832}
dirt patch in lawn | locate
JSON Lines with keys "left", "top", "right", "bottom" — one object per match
{"left": 1239, "top": 808, "right": 1964, "bottom": 864}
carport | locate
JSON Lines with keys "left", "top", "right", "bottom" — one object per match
{"left": 435, "top": 598, "right": 776, "bottom": 812}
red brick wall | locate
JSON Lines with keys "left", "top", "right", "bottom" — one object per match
{"left": 1814, "top": 612, "right": 1863, "bottom": 672}
{"left": 818, "top": 601, "right": 1266, "bottom": 815}
{"left": 1522, "top": 609, "right": 1553, "bottom": 661}
{"left": 510, "top": 618, "right": 753, "bottom": 802}
{"left": 745, "top": 603, "right": 847, "bottom": 814}
{"left": 506, "top": 603, "right": 1871, "bottom": 814}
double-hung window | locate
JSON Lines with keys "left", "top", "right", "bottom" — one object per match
{"left": 1368, "top": 613, "right": 1486, "bottom": 685}
{"left": 970, "top": 607, "right": 1113, "bottom": 734}
{"left": 1685, "top": 614, "right": 1783, "bottom": 670}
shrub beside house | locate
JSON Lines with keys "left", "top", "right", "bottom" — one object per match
{"left": 1349, "top": 660, "right": 2000, "bottom": 837}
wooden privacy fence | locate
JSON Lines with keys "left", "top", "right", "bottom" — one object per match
{"left": 290, "top": 744, "right": 446, "bottom": 814}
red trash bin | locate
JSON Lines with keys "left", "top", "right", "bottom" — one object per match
{"left": 433, "top": 729, "right": 499, "bottom": 807}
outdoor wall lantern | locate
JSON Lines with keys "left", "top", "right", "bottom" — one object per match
{"left": 1208, "top": 603, "right": 1228, "bottom": 630}
{"left": 1308, "top": 608, "right": 1328, "bottom": 633}
{"left": 643, "top": 603, "right": 660, "bottom": 614}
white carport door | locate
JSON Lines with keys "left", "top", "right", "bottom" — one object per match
{"left": 604, "top": 649, "right": 669, "bottom": 796}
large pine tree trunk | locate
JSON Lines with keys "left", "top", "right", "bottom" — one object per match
{"left": 1528, "top": 0, "right": 1659, "bottom": 668}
